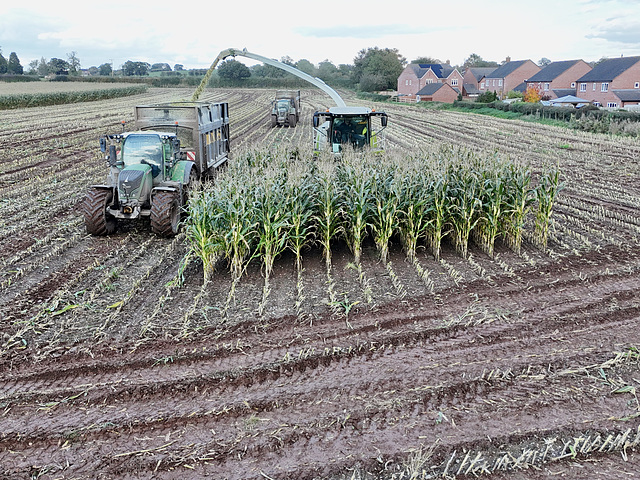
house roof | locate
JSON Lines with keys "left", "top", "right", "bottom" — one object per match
{"left": 527, "top": 60, "right": 582, "bottom": 82}
{"left": 416, "top": 83, "right": 451, "bottom": 96}
{"left": 577, "top": 56, "right": 640, "bottom": 82}
{"left": 486, "top": 60, "right": 529, "bottom": 79}
{"left": 408, "top": 63, "right": 456, "bottom": 79}
{"left": 613, "top": 89, "right": 640, "bottom": 102}
{"left": 553, "top": 88, "right": 576, "bottom": 98}
{"left": 463, "top": 83, "right": 481, "bottom": 95}
{"left": 467, "top": 67, "right": 496, "bottom": 81}
{"left": 550, "top": 95, "right": 590, "bottom": 104}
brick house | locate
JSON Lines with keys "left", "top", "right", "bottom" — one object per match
{"left": 575, "top": 56, "right": 640, "bottom": 107}
{"left": 525, "top": 60, "right": 592, "bottom": 100}
{"left": 397, "top": 63, "right": 463, "bottom": 102}
{"left": 482, "top": 59, "right": 540, "bottom": 99}
{"left": 416, "top": 83, "right": 460, "bottom": 103}
{"left": 462, "top": 67, "right": 497, "bottom": 99}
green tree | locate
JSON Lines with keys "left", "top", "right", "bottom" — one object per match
{"left": 218, "top": 59, "right": 251, "bottom": 81}
{"left": 353, "top": 47, "right": 405, "bottom": 91}
{"left": 35, "top": 57, "right": 48, "bottom": 76}
{"left": 49, "top": 58, "right": 70, "bottom": 75}
{"left": 67, "top": 51, "right": 81, "bottom": 74}
{"left": 150, "top": 63, "right": 171, "bottom": 72}
{"left": 295, "top": 59, "right": 316, "bottom": 76}
{"left": 7, "top": 52, "right": 23, "bottom": 74}
{"left": 463, "top": 53, "right": 499, "bottom": 69}
{"left": 122, "top": 61, "right": 150, "bottom": 76}
{"left": 317, "top": 59, "right": 338, "bottom": 80}
{"left": 412, "top": 56, "right": 440, "bottom": 64}
{"left": 0, "top": 52, "right": 7, "bottom": 74}
{"left": 99, "top": 63, "right": 113, "bottom": 76}
{"left": 477, "top": 90, "right": 498, "bottom": 102}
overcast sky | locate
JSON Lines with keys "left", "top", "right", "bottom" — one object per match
{"left": 1, "top": 0, "right": 640, "bottom": 71}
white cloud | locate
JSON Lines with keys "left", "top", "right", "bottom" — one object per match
{"left": 1, "top": 0, "right": 639, "bottom": 70}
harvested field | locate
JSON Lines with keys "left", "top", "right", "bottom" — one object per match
{"left": 1, "top": 87, "right": 639, "bottom": 479}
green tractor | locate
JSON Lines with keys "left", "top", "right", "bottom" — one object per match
{"left": 83, "top": 130, "right": 196, "bottom": 237}
{"left": 83, "top": 101, "right": 230, "bottom": 237}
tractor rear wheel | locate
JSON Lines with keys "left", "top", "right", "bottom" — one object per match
{"left": 271, "top": 114, "right": 277, "bottom": 128}
{"left": 151, "top": 191, "right": 180, "bottom": 237}
{"left": 83, "top": 187, "right": 116, "bottom": 236}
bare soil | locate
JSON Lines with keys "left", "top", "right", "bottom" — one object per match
{"left": 0, "top": 88, "right": 639, "bottom": 479}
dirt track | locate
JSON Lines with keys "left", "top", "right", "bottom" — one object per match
{"left": 1, "top": 88, "right": 639, "bottom": 479}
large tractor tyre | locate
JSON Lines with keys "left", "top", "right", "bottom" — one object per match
{"left": 83, "top": 187, "right": 117, "bottom": 236}
{"left": 288, "top": 114, "right": 297, "bottom": 127}
{"left": 270, "top": 114, "right": 277, "bottom": 128}
{"left": 150, "top": 191, "right": 180, "bottom": 237}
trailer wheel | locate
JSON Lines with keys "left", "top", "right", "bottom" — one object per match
{"left": 151, "top": 191, "right": 180, "bottom": 237}
{"left": 271, "top": 115, "right": 277, "bottom": 128}
{"left": 289, "top": 114, "right": 296, "bottom": 127}
{"left": 83, "top": 187, "right": 116, "bottom": 236}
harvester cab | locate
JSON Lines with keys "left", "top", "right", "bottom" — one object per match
{"left": 313, "top": 107, "right": 388, "bottom": 155}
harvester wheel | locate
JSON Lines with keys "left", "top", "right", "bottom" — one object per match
{"left": 83, "top": 187, "right": 116, "bottom": 236}
{"left": 151, "top": 191, "right": 180, "bottom": 237}
{"left": 270, "top": 115, "right": 277, "bottom": 128}
{"left": 289, "top": 114, "right": 296, "bottom": 127}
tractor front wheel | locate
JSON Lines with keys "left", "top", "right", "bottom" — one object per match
{"left": 83, "top": 187, "right": 116, "bottom": 236}
{"left": 289, "top": 113, "right": 297, "bottom": 127}
{"left": 151, "top": 191, "right": 180, "bottom": 237}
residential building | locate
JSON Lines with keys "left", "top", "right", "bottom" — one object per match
{"left": 416, "top": 83, "right": 460, "bottom": 103}
{"left": 462, "top": 67, "right": 496, "bottom": 99}
{"left": 397, "top": 63, "right": 463, "bottom": 102}
{"left": 525, "top": 60, "right": 592, "bottom": 100}
{"left": 482, "top": 59, "right": 540, "bottom": 99}
{"left": 575, "top": 56, "right": 640, "bottom": 107}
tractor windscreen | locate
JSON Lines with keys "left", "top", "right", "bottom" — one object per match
{"left": 332, "top": 116, "right": 369, "bottom": 148}
{"left": 122, "top": 134, "right": 163, "bottom": 172}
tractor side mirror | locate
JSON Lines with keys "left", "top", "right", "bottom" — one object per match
{"left": 172, "top": 137, "right": 180, "bottom": 153}
{"left": 100, "top": 137, "right": 107, "bottom": 153}
{"left": 381, "top": 115, "right": 388, "bottom": 127}
{"left": 313, "top": 115, "right": 319, "bottom": 128}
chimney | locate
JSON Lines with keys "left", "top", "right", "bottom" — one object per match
{"left": 505, "top": 56, "right": 511, "bottom": 63}
{"left": 445, "top": 59, "right": 450, "bottom": 65}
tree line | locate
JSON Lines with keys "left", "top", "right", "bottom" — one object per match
{"left": 1, "top": 45, "right": 559, "bottom": 92}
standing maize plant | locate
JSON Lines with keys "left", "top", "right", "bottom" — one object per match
{"left": 286, "top": 158, "right": 317, "bottom": 272}
{"left": 370, "top": 163, "right": 400, "bottom": 264}
{"left": 254, "top": 168, "right": 291, "bottom": 286}
{"left": 476, "top": 165, "right": 506, "bottom": 258}
{"left": 219, "top": 163, "right": 258, "bottom": 281}
{"left": 338, "top": 156, "right": 374, "bottom": 265}
{"left": 534, "top": 166, "right": 563, "bottom": 249}
{"left": 397, "top": 166, "right": 431, "bottom": 263}
{"left": 446, "top": 162, "right": 482, "bottom": 259}
{"left": 183, "top": 185, "right": 224, "bottom": 283}
{"left": 502, "top": 163, "right": 534, "bottom": 254}
{"left": 313, "top": 158, "right": 343, "bottom": 268}
{"left": 425, "top": 174, "right": 449, "bottom": 262}
{"left": 253, "top": 167, "right": 292, "bottom": 313}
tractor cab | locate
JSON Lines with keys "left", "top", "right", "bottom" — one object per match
{"left": 313, "top": 107, "right": 387, "bottom": 155}
{"left": 118, "top": 132, "right": 181, "bottom": 181}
